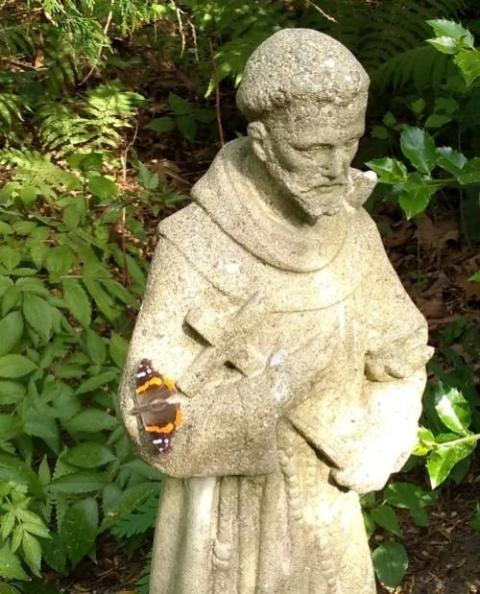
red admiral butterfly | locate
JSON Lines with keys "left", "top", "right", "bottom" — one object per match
{"left": 131, "top": 358, "right": 183, "bottom": 454}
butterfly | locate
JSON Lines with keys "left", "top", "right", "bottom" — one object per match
{"left": 130, "top": 358, "right": 183, "bottom": 454}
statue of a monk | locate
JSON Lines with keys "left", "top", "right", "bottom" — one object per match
{"left": 119, "top": 28, "right": 433, "bottom": 594}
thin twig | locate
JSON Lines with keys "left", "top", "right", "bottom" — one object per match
{"left": 209, "top": 39, "right": 224, "bottom": 147}
{"left": 79, "top": 2, "right": 114, "bottom": 85}
{"left": 188, "top": 18, "right": 199, "bottom": 61}
{"left": 170, "top": 0, "right": 186, "bottom": 56}
{"left": 304, "top": 0, "right": 337, "bottom": 22}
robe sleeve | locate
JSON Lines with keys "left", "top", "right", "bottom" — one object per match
{"left": 119, "top": 235, "right": 283, "bottom": 478}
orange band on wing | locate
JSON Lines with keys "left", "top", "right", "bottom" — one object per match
{"left": 174, "top": 409, "right": 183, "bottom": 428}
{"left": 146, "top": 423, "right": 175, "bottom": 434}
{"left": 136, "top": 377, "right": 164, "bottom": 394}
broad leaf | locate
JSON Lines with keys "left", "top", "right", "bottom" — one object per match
{"left": 63, "top": 443, "right": 116, "bottom": 468}
{"left": 434, "top": 386, "right": 471, "bottom": 434}
{"left": 436, "top": 147, "right": 467, "bottom": 174}
{"left": 366, "top": 158, "right": 407, "bottom": 184}
{"left": 370, "top": 505, "right": 402, "bottom": 537}
{"left": 66, "top": 409, "right": 118, "bottom": 433}
{"left": 0, "top": 544, "right": 28, "bottom": 580}
{"left": 22, "top": 293, "right": 53, "bottom": 340}
{"left": 0, "top": 311, "right": 24, "bottom": 356}
{"left": 457, "top": 158, "right": 480, "bottom": 185}
{"left": 427, "top": 439, "right": 476, "bottom": 489}
{"left": 60, "top": 498, "right": 98, "bottom": 567}
{"left": 400, "top": 127, "right": 436, "bottom": 174}
{"left": 74, "top": 369, "right": 118, "bottom": 396}
{"left": 0, "top": 355, "right": 36, "bottom": 378}
{"left": 62, "top": 279, "right": 91, "bottom": 327}
{"left": 87, "top": 175, "right": 118, "bottom": 199}
{"left": 21, "top": 532, "right": 42, "bottom": 576}
{"left": 372, "top": 541, "right": 408, "bottom": 588}
{"left": 384, "top": 482, "right": 436, "bottom": 527}
{"left": 49, "top": 471, "right": 106, "bottom": 495}
{"left": 454, "top": 50, "right": 480, "bottom": 86}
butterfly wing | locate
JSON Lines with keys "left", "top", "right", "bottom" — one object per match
{"left": 133, "top": 359, "right": 183, "bottom": 453}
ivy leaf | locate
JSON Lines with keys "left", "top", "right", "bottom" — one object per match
{"left": 372, "top": 541, "right": 408, "bottom": 588}
{"left": 0, "top": 355, "right": 36, "bottom": 378}
{"left": 398, "top": 174, "right": 437, "bottom": 219}
{"left": 22, "top": 293, "right": 53, "bottom": 340}
{"left": 60, "top": 498, "right": 98, "bottom": 567}
{"left": 400, "top": 126, "right": 436, "bottom": 174}
{"left": 434, "top": 386, "right": 471, "bottom": 434}
{"left": 366, "top": 158, "right": 407, "bottom": 184}
{"left": 457, "top": 158, "right": 480, "bottom": 185}
{"left": 0, "top": 544, "right": 28, "bottom": 580}
{"left": 436, "top": 147, "right": 467, "bottom": 174}
{"left": 62, "top": 279, "right": 91, "bottom": 328}
{"left": 0, "top": 311, "right": 24, "bottom": 356}
{"left": 427, "top": 440, "right": 475, "bottom": 489}
{"left": 454, "top": 50, "right": 480, "bottom": 86}
{"left": 63, "top": 443, "right": 116, "bottom": 468}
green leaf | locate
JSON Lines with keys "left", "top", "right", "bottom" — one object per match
{"left": 62, "top": 279, "right": 91, "bottom": 327}
{"left": 136, "top": 162, "right": 159, "bottom": 190}
{"left": 61, "top": 498, "right": 98, "bottom": 567}
{"left": 428, "top": 36, "right": 460, "bottom": 55}
{"left": 470, "top": 502, "right": 480, "bottom": 532}
{"left": 0, "top": 276, "right": 14, "bottom": 297}
{"left": 398, "top": 175, "right": 437, "bottom": 219}
{"left": 400, "top": 126, "right": 436, "bottom": 174}
{"left": 0, "top": 311, "right": 24, "bottom": 356}
{"left": 1, "top": 287, "right": 22, "bottom": 316}
{"left": 109, "top": 332, "right": 128, "bottom": 368}
{"left": 427, "top": 19, "right": 474, "bottom": 46}
{"left": 470, "top": 270, "right": 480, "bottom": 283}
{"left": 23, "top": 407, "right": 60, "bottom": 453}
{"left": 0, "top": 380, "right": 25, "bottom": 405}
{"left": 145, "top": 116, "right": 175, "bottom": 133}
{"left": 436, "top": 147, "right": 467, "bottom": 174}
{"left": 22, "top": 293, "right": 53, "bottom": 340}
{"left": 0, "top": 584, "right": 21, "bottom": 593}
{"left": 83, "top": 278, "right": 118, "bottom": 322}
{"left": 0, "top": 453, "right": 44, "bottom": 498}
{"left": 384, "top": 482, "right": 435, "bottom": 527}
{"left": 0, "top": 544, "right": 28, "bottom": 580}
{"left": 414, "top": 426, "right": 436, "bottom": 456}
{"left": 457, "top": 158, "right": 480, "bottom": 185}
{"left": 75, "top": 369, "right": 118, "bottom": 395}
{"left": 0, "top": 247, "right": 21, "bottom": 272}
{"left": 370, "top": 504, "right": 402, "bottom": 537}
{"left": 49, "top": 471, "right": 106, "bottom": 495}
{"left": 85, "top": 330, "right": 107, "bottom": 364}
{"left": 29, "top": 244, "right": 49, "bottom": 270}
{"left": 168, "top": 92, "right": 193, "bottom": 115}
{"left": 434, "top": 386, "right": 471, "bottom": 434}
{"left": 372, "top": 541, "right": 408, "bottom": 588}
{"left": 87, "top": 175, "right": 118, "bottom": 199}
{"left": 41, "top": 533, "right": 66, "bottom": 574}
{"left": 366, "top": 158, "right": 407, "bottom": 184}
{"left": 22, "top": 532, "right": 42, "bottom": 576}
{"left": 66, "top": 409, "right": 118, "bottom": 433}
{"left": 424, "top": 114, "right": 451, "bottom": 128}
{"left": 177, "top": 115, "right": 197, "bottom": 141}
{"left": 427, "top": 439, "right": 476, "bottom": 489}
{"left": 454, "top": 50, "right": 480, "bottom": 86}
{"left": 45, "top": 246, "right": 75, "bottom": 281}
{"left": 0, "top": 355, "right": 36, "bottom": 378}
{"left": 63, "top": 443, "right": 116, "bottom": 468}
{"left": 68, "top": 152, "right": 103, "bottom": 173}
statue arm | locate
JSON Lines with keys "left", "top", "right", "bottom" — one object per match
{"left": 329, "top": 242, "right": 433, "bottom": 493}
{"left": 119, "top": 236, "right": 326, "bottom": 478}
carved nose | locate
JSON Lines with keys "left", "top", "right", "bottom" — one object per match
{"left": 326, "top": 150, "right": 343, "bottom": 179}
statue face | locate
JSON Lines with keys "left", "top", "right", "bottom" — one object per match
{"left": 252, "top": 97, "right": 366, "bottom": 218}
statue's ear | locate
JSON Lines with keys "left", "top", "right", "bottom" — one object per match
{"left": 247, "top": 122, "right": 267, "bottom": 162}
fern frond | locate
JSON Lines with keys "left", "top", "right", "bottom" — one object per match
{"left": 83, "top": 83, "right": 145, "bottom": 149}
{"left": 0, "top": 92, "right": 24, "bottom": 132}
{"left": 43, "top": 29, "right": 77, "bottom": 94}
{"left": 0, "top": 149, "right": 79, "bottom": 199}
{"left": 110, "top": 492, "right": 158, "bottom": 539}
{"left": 373, "top": 46, "right": 454, "bottom": 92}
{"left": 36, "top": 102, "right": 92, "bottom": 156}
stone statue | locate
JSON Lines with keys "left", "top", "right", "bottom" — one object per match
{"left": 119, "top": 28, "right": 433, "bottom": 594}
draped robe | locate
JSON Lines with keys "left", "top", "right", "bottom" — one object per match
{"left": 119, "top": 138, "right": 431, "bottom": 594}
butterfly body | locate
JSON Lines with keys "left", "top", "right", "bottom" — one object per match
{"left": 133, "top": 358, "right": 182, "bottom": 453}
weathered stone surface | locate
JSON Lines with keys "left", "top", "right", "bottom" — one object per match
{"left": 119, "top": 28, "right": 433, "bottom": 594}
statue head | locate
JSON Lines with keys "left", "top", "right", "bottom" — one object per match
{"left": 236, "top": 28, "right": 369, "bottom": 218}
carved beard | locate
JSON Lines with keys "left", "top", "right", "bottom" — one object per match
{"left": 264, "top": 158, "right": 348, "bottom": 219}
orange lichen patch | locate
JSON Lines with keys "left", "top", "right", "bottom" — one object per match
{"left": 146, "top": 423, "right": 175, "bottom": 434}
{"left": 175, "top": 409, "right": 183, "bottom": 428}
{"left": 136, "top": 377, "right": 164, "bottom": 394}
